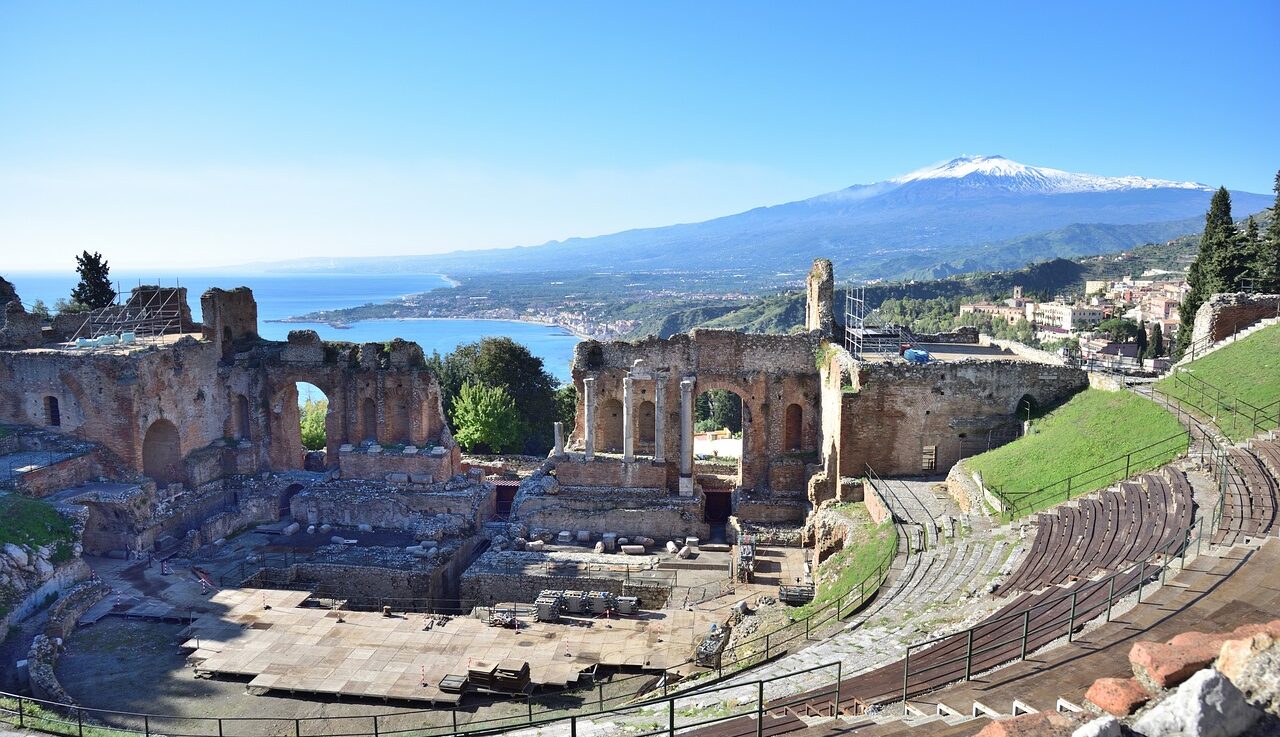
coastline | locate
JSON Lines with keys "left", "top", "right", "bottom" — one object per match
{"left": 268, "top": 314, "right": 593, "bottom": 341}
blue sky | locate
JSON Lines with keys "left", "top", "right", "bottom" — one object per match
{"left": 2, "top": 1, "right": 1278, "bottom": 271}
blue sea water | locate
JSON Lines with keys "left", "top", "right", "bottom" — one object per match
{"left": 6, "top": 271, "right": 580, "bottom": 383}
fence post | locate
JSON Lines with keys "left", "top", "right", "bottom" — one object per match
{"left": 77, "top": 707, "right": 83, "bottom": 737}
{"left": 668, "top": 697, "right": 675, "bottom": 737}
{"left": 294, "top": 718, "right": 300, "bottom": 737}
{"left": 756, "top": 681, "right": 765, "bottom": 737}
{"left": 834, "top": 660, "right": 842, "bottom": 716}
{"left": 571, "top": 716, "right": 577, "bottom": 737}
{"left": 452, "top": 707, "right": 459, "bottom": 734}
{"left": 218, "top": 718, "right": 224, "bottom": 737}
{"left": 964, "top": 629, "right": 974, "bottom": 681}
{"left": 901, "top": 645, "right": 911, "bottom": 707}
{"left": 373, "top": 715, "right": 379, "bottom": 737}
{"left": 145, "top": 714, "right": 150, "bottom": 737}
{"left": 1137, "top": 561, "right": 1146, "bottom": 604}
{"left": 16, "top": 696, "right": 22, "bottom": 728}
{"left": 1125, "top": 453, "right": 1131, "bottom": 479}
{"left": 1068, "top": 590, "right": 1077, "bottom": 642}
{"left": 1020, "top": 610, "right": 1030, "bottom": 660}
{"left": 1106, "top": 576, "right": 1115, "bottom": 622}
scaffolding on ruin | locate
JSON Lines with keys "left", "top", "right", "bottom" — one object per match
{"left": 67, "top": 279, "right": 189, "bottom": 347}
{"left": 844, "top": 286, "right": 913, "bottom": 360}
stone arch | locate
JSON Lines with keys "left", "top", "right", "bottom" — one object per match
{"left": 637, "top": 400, "right": 656, "bottom": 444}
{"left": 1013, "top": 393, "right": 1038, "bottom": 421}
{"left": 598, "top": 397, "right": 624, "bottom": 452}
{"left": 44, "top": 396, "right": 61, "bottom": 427}
{"left": 784, "top": 403, "right": 802, "bottom": 451}
{"left": 142, "top": 419, "right": 184, "bottom": 486}
{"left": 231, "top": 394, "right": 250, "bottom": 440}
{"left": 361, "top": 397, "right": 378, "bottom": 443}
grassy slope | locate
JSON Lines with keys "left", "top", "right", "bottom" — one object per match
{"left": 965, "top": 389, "right": 1186, "bottom": 513}
{"left": 791, "top": 504, "right": 897, "bottom": 621}
{"left": 1154, "top": 323, "right": 1280, "bottom": 441}
{"left": 0, "top": 495, "right": 76, "bottom": 616}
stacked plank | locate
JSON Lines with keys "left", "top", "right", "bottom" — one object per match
{"left": 1213, "top": 448, "right": 1279, "bottom": 546}
{"left": 468, "top": 659, "right": 532, "bottom": 693}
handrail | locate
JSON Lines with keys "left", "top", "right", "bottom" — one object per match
{"left": 1158, "top": 369, "right": 1280, "bottom": 440}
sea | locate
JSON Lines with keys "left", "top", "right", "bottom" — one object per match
{"left": 6, "top": 272, "right": 581, "bottom": 386}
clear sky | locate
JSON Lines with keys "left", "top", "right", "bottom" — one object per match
{"left": 2, "top": 1, "right": 1278, "bottom": 272}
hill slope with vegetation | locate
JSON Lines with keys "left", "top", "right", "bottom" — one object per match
{"left": 1155, "top": 323, "right": 1280, "bottom": 441}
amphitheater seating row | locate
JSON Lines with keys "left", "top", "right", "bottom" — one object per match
{"left": 995, "top": 467, "right": 1195, "bottom": 596}
{"left": 1212, "top": 447, "right": 1279, "bottom": 546}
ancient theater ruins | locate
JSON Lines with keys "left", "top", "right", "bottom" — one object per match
{"left": 1, "top": 265, "right": 1277, "bottom": 736}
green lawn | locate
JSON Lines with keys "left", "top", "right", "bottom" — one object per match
{"left": 1155, "top": 324, "right": 1280, "bottom": 441}
{"left": 790, "top": 503, "right": 897, "bottom": 621}
{"left": 965, "top": 389, "right": 1187, "bottom": 518}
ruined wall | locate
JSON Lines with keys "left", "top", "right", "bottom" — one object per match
{"left": 290, "top": 479, "right": 494, "bottom": 534}
{"left": 460, "top": 569, "right": 670, "bottom": 608}
{"left": 338, "top": 445, "right": 461, "bottom": 485}
{"left": 837, "top": 357, "right": 1087, "bottom": 477}
{"left": 13, "top": 453, "right": 102, "bottom": 498}
{"left": 554, "top": 456, "right": 668, "bottom": 488}
{"left": 1191, "top": 292, "right": 1280, "bottom": 346}
{"left": 805, "top": 258, "right": 834, "bottom": 336}
{"left": 567, "top": 329, "right": 823, "bottom": 492}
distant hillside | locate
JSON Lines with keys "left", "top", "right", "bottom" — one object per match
{"left": 249, "top": 155, "right": 1273, "bottom": 284}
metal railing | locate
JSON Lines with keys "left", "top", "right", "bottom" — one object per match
{"left": 988, "top": 430, "right": 1193, "bottom": 520}
{"left": 1155, "top": 369, "right": 1280, "bottom": 441}
{"left": 0, "top": 660, "right": 849, "bottom": 737}
{"left": 899, "top": 513, "right": 1216, "bottom": 710}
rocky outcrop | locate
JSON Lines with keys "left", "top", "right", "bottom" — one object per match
{"left": 1132, "top": 668, "right": 1259, "bottom": 737}
{"left": 1129, "top": 620, "right": 1280, "bottom": 690}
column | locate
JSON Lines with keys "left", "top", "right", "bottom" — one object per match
{"left": 582, "top": 377, "right": 596, "bottom": 461}
{"left": 653, "top": 372, "right": 667, "bottom": 464}
{"left": 679, "top": 377, "right": 696, "bottom": 496}
{"left": 553, "top": 421, "right": 564, "bottom": 456}
{"left": 622, "top": 377, "right": 635, "bottom": 463}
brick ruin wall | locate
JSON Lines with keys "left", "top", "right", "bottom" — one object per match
{"left": 1191, "top": 292, "right": 1280, "bottom": 345}
{"left": 567, "top": 329, "right": 824, "bottom": 493}
{"left": 827, "top": 350, "right": 1088, "bottom": 478}
{"left": 460, "top": 569, "right": 670, "bottom": 609}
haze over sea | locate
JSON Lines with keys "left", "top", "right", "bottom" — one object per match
{"left": 7, "top": 272, "right": 580, "bottom": 383}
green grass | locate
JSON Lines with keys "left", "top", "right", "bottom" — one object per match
{"left": 1155, "top": 324, "right": 1280, "bottom": 441}
{"left": 965, "top": 389, "right": 1186, "bottom": 517}
{"left": 791, "top": 503, "right": 897, "bottom": 621}
{"left": 0, "top": 495, "right": 75, "bottom": 560}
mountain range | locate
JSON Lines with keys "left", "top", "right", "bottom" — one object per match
{"left": 259, "top": 156, "right": 1273, "bottom": 281}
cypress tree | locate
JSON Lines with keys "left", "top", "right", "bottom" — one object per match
{"left": 1176, "top": 187, "right": 1239, "bottom": 355}
{"left": 1146, "top": 322, "right": 1163, "bottom": 359}
{"left": 70, "top": 251, "right": 116, "bottom": 309}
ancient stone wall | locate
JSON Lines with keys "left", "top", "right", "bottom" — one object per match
{"left": 836, "top": 356, "right": 1087, "bottom": 477}
{"left": 554, "top": 456, "right": 668, "bottom": 488}
{"left": 338, "top": 444, "right": 461, "bottom": 484}
{"left": 460, "top": 569, "right": 669, "bottom": 609}
{"left": 1191, "top": 292, "right": 1280, "bottom": 345}
{"left": 13, "top": 453, "right": 102, "bottom": 498}
{"left": 567, "top": 329, "right": 823, "bottom": 493}
{"left": 805, "top": 258, "right": 834, "bottom": 336}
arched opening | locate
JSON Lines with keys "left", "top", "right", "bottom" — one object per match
{"left": 597, "top": 397, "right": 624, "bottom": 452}
{"left": 297, "top": 382, "right": 328, "bottom": 452}
{"left": 784, "top": 403, "right": 803, "bottom": 451}
{"left": 142, "top": 419, "right": 184, "bottom": 486}
{"left": 694, "top": 389, "right": 743, "bottom": 527}
{"left": 44, "top": 396, "right": 60, "bottom": 427}
{"left": 280, "top": 482, "right": 304, "bottom": 517}
{"left": 361, "top": 397, "right": 378, "bottom": 443}
{"left": 637, "top": 400, "right": 656, "bottom": 444}
{"left": 1014, "top": 394, "right": 1039, "bottom": 422}
{"left": 232, "top": 394, "right": 250, "bottom": 440}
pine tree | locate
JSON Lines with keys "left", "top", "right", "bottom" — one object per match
{"left": 1259, "top": 170, "right": 1280, "bottom": 288}
{"left": 70, "top": 251, "right": 116, "bottom": 309}
{"left": 1135, "top": 321, "right": 1148, "bottom": 357}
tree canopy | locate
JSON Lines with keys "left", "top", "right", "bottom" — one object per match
{"left": 427, "top": 337, "right": 559, "bottom": 454}
{"left": 695, "top": 389, "right": 742, "bottom": 433}
{"left": 451, "top": 382, "right": 524, "bottom": 454}
{"left": 70, "top": 250, "right": 116, "bottom": 310}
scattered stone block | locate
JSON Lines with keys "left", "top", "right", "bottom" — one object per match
{"left": 677, "top": 545, "right": 692, "bottom": 559}
{"left": 330, "top": 536, "right": 346, "bottom": 545}
{"left": 665, "top": 540, "right": 679, "bottom": 554}
{"left": 368, "top": 445, "right": 382, "bottom": 454}
{"left": 1216, "top": 632, "right": 1275, "bottom": 684}
{"left": 974, "top": 711, "right": 1080, "bottom": 737}
{"left": 306, "top": 525, "right": 315, "bottom": 534}
{"left": 685, "top": 537, "right": 699, "bottom": 551}
{"left": 403, "top": 446, "right": 417, "bottom": 454}
{"left": 281, "top": 522, "right": 301, "bottom": 536}
{"left": 1085, "top": 676, "right": 1150, "bottom": 716}
{"left": 357, "top": 523, "right": 373, "bottom": 532}
{"left": 556, "top": 531, "right": 573, "bottom": 544}
{"left": 594, "top": 541, "right": 605, "bottom": 553}
{"left": 620, "top": 544, "right": 646, "bottom": 555}
{"left": 320, "top": 524, "right": 332, "bottom": 533}
{"left": 386, "top": 472, "right": 409, "bottom": 484}
{"left": 409, "top": 473, "right": 434, "bottom": 484}
{"left": 526, "top": 539, "right": 545, "bottom": 551}
{"left": 1218, "top": 634, "right": 1280, "bottom": 713}
{"left": 339, "top": 444, "right": 353, "bottom": 452}
{"left": 1133, "top": 668, "right": 1259, "bottom": 737}
{"left": 1070, "top": 716, "right": 1120, "bottom": 737}
{"left": 576, "top": 530, "right": 591, "bottom": 544}
{"left": 602, "top": 533, "right": 618, "bottom": 552}
{"left": 1132, "top": 621, "right": 1280, "bottom": 689}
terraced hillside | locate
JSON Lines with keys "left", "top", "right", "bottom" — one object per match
{"left": 964, "top": 389, "right": 1186, "bottom": 517}
{"left": 1155, "top": 323, "right": 1280, "bottom": 441}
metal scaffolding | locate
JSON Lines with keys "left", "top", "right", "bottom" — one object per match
{"left": 69, "top": 281, "right": 188, "bottom": 347}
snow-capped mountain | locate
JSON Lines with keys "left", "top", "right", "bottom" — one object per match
{"left": 269, "top": 156, "right": 1271, "bottom": 281}
{"left": 889, "top": 155, "right": 1209, "bottom": 194}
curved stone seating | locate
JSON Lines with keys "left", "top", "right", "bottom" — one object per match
{"left": 995, "top": 467, "right": 1195, "bottom": 596}
{"left": 1212, "top": 448, "right": 1278, "bottom": 546}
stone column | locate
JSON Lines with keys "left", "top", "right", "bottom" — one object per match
{"left": 553, "top": 421, "right": 564, "bottom": 456}
{"left": 582, "top": 377, "right": 596, "bottom": 461}
{"left": 622, "top": 377, "right": 635, "bottom": 463}
{"left": 653, "top": 372, "right": 667, "bottom": 464}
{"left": 679, "top": 377, "right": 696, "bottom": 496}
